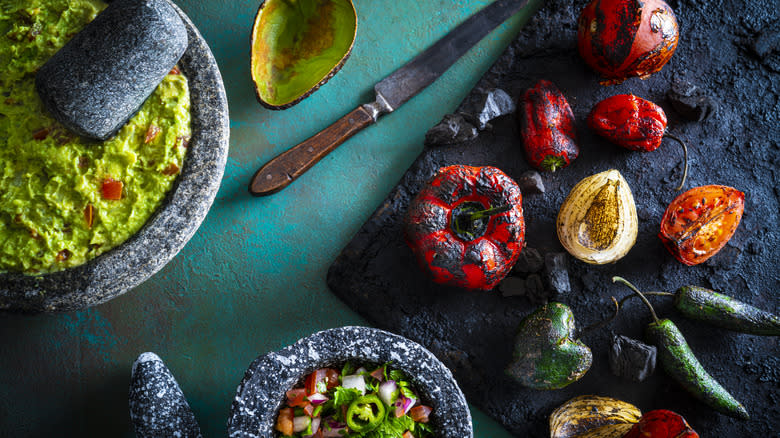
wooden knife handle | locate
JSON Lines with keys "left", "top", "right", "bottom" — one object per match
{"left": 249, "top": 106, "right": 375, "bottom": 196}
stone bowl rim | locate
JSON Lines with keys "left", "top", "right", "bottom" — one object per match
{"left": 0, "top": 1, "right": 229, "bottom": 313}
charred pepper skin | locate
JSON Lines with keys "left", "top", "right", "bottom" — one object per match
{"left": 646, "top": 319, "right": 749, "bottom": 420}
{"left": 588, "top": 94, "right": 666, "bottom": 152}
{"left": 403, "top": 165, "right": 525, "bottom": 291}
{"left": 518, "top": 80, "right": 579, "bottom": 172}
{"left": 578, "top": 0, "right": 679, "bottom": 85}
{"left": 674, "top": 286, "right": 780, "bottom": 336}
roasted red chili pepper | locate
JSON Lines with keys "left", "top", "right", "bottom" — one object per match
{"left": 518, "top": 80, "right": 579, "bottom": 172}
{"left": 588, "top": 94, "right": 688, "bottom": 190}
{"left": 624, "top": 410, "right": 699, "bottom": 438}
{"left": 403, "top": 165, "right": 525, "bottom": 290}
{"left": 578, "top": 0, "right": 679, "bottom": 85}
{"left": 659, "top": 185, "right": 744, "bottom": 266}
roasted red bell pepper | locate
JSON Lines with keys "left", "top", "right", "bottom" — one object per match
{"left": 659, "top": 185, "right": 744, "bottom": 266}
{"left": 623, "top": 410, "right": 699, "bottom": 438}
{"left": 403, "top": 165, "right": 525, "bottom": 290}
{"left": 588, "top": 94, "right": 688, "bottom": 190}
{"left": 518, "top": 80, "right": 578, "bottom": 172}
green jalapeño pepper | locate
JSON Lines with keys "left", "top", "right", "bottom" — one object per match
{"left": 346, "top": 394, "right": 386, "bottom": 433}
{"left": 613, "top": 277, "right": 749, "bottom": 420}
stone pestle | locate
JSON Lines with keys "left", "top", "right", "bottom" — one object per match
{"left": 35, "top": 0, "right": 187, "bottom": 141}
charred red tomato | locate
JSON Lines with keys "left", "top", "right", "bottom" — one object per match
{"left": 403, "top": 165, "right": 525, "bottom": 290}
{"left": 624, "top": 410, "right": 699, "bottom": 438}
{"left": 518, "top": 80, "right": 578, "bottom": 172}
{"left": 659, "top": 185, "right": 744, "bottom": 266}
{"left": 578, "top": 0, "right": 679, "bottom": 85}
{"left": 588, "top": 94, "right": 666, "bottom": 151}
{"left": 588, "top": 94, "right": 689, "bottom": 190}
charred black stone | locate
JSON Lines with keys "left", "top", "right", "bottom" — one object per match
{"left": 524, "top": 274, "right": 547, "bottom": 304}
{"left": 752, "top": 25, "right": 780, "bottom": 59}
{"left": 424, "top": 114, "right": 478, "bottom": 147}
{"left": 129, "top": 352, "right": 202, "bottom": 438}
{"left": 512, "top": 247, "right": 544, "bottom": 274}
{"left": 500, "top": 276, "right": 526, "bottom": 297}
{"left": 544, "top": 252, "right": 571, "bottom": 297}
{"left": 517, "top": 170, "right": 545, "bottom": 194}
{"left": 463, "top": 88, "right": 516, "bottom": 130}
{"left": 666, "top": 78, "right": 718, "bottom": 121}
{"left": 35, "top": 0, "right": 187, "bottom": 140}
{"left": 609, "top": 334, "right": 657, "bottom": 382}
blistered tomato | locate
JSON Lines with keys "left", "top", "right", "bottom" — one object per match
{"left": 658, "top": 185, "right": 744, "bottom": 265}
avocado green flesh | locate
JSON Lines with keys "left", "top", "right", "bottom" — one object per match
{"left": 0, "top": 0, "right": 190, "bottom": 274}
{"left": 251, "top": 0, "right": 356, "bottom": 107}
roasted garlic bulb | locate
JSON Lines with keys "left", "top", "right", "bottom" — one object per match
{"left": 557, "top": 169, "right": 638, "bottom": 264}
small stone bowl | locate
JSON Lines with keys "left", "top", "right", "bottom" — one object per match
{"left": 228, "top": 326, "right": 473, "bottom": 438}
{"left": 0, "top": 2, "right": 229, "bottom": 313}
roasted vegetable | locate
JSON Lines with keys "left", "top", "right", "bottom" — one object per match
{"left": 623, "top": 410, "right": 699, "bottom": 438}
{"left": 549, "top": 395, "right": 641, "bottom": 438}
{"left": 506, "top": 302, "right": 592, "bottom": 390}
{"left": 250, "top": 0, "right": 357, "bottom": 109}
{"left": 577, "top": 0, "right": 679, "bottom": 85}
{"left": 658, "top": 185, "right": 744, "bottom": 265}
{"left": 518, "top": 80, "right": 579, "bottom": 172}
{"left": 673, "top": 286, "right": 780, "bottom": 336}
{"left": 613, "top": 277, "right": 749, "bottom": 420}
{"left": 403, "top": 165, "right": 525, "bottom": 290}
{"left": 557, "top": 169, "right": 638, "bottom": 264}
{"left": 588, "top": 94, "right": 688, "bottom": 190}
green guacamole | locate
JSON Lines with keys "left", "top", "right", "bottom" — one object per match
{"left": 0, "top": 0, "right": 190, "bottom": 274}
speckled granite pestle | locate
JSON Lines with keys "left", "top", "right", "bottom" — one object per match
{"left": 227, "top": 326, "right": 473, "bottom": 438}
{"left": 0, "top": 1, "right": 229, "bottom": 313}
{"left": 35, "top": 0, "right": 187, "bottom": 140}
{"left": 129, "top": 352, "right": 203, "bottom": 438}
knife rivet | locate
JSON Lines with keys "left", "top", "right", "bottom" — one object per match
{"left": 307, "top": 146, "right": 314, "bottom": 153}
{"left": 349, "top": 118, "right": 354, "bottom": 124}
{"left": 266, "top": 174, "right": 273, "bottom": 180}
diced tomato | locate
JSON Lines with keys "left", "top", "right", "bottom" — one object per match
{"left": 306, "top": 368, "right": 339, "bottom": 395}
{"left": 145, "top": 124, "right": 161, "bottom": 144}
{"left": 276, "top": 407, "right": 294, "bottom": 436}
{"left": 169, "top": 66, "right": 181, "bottom": 75}
{"left": 402, "top": 431, "right": 415, "bottom": 438}
{"left": 32, "top": 127, "right": 50, "bottom": 140}
{"left": 55, "top": 249, "right": 70, "bottom": 262}
{"left": 369, "top": 367, "right": 384, "bottom": 382}
{"left": 101, "top": 178, "right": 123, "bottom": 200}
{"left": 286, "top": 388, "right": 307, "bottom": 407}
{"left": 162, "top": 163, "right": 180, "bottom": 176}
{"left": 84, "top": 204, "right": 94, "bottom": 229}
{"left": 324, "top": 368, "right": 340, "bottom": 389}
{"left": 303, "top": 403, "right": 315, "bottom": 417}
{"left": 409, "top": 405, "right": 432, "bottom": 423}
{"left": 177, "top": 135, "right": 190, "bottom": 149}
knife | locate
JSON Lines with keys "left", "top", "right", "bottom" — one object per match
{"left": 249, "top": 0, "right": 533, "bottom": 196}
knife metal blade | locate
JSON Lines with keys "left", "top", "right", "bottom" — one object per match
{"left": 249, "top": 0, "right": 534, "bottom": 196}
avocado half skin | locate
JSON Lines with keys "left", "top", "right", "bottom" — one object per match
{"left": 250, "top": 0, "right": 357, "bottom": 110}
{"left": 505, "top": 302, "right": 592, "bottom": 390}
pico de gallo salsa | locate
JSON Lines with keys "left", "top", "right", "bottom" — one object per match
{"left": 275, "top": 362, "right": 434, "bottom": 438}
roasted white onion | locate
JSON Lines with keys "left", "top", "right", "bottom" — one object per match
{"left": 556, "top": 169, "right": 637, "bottom": 264}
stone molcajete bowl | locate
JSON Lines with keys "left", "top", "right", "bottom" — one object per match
{"left": 0, "top": 2, "right": 229, "bottom": 313}
{"left": 227, "top": 326, "right": 473, "bottom": 438}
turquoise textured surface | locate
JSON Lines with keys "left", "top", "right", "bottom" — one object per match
{"left": 0, "top": 0, "right": 539, "bottom": 435}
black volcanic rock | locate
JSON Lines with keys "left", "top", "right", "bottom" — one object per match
{"left": 609, "top": 334, "right": 657, "bottom": 382}
{"left": 35, "top": 0, "right": 187, "bottom": 140}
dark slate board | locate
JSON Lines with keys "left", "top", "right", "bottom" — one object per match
{"left": 327, "top": 0, "right": 780, "bottom": 436}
